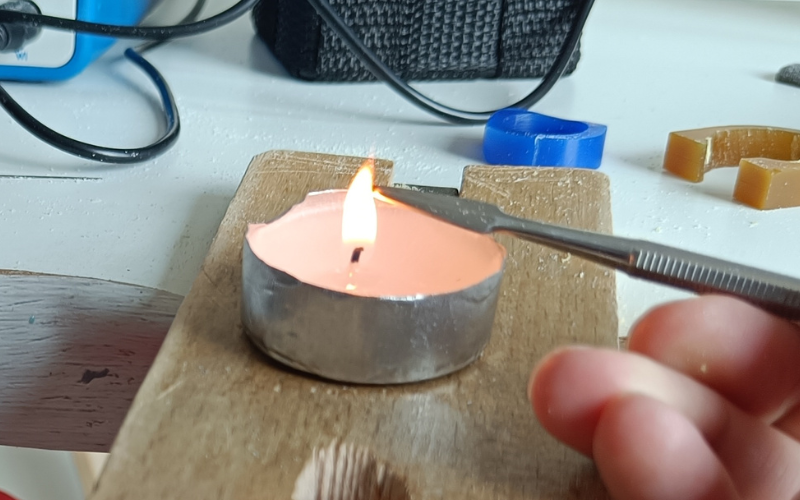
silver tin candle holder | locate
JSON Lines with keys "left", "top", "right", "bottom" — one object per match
{"left": 241, "top": 190, "right": 506, "bottom": 385}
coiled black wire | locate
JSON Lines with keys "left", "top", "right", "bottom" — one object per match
{"left": 0, "top": 0, "right": 258, "bottom": 39}
{"left": 306, "top": 0, "right": 596, "bottom": 125}
{"left": 0, "top": 48, "right": 178, "bottom": 163}
{"left": 0, "top": 0, "right": 250, "bottom": 163}
{"left": 0, "top": 0, "right": 595, "bottom": 163}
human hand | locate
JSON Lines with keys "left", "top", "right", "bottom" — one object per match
{"left": 529, "top": 296, "right": 800, "bottom": 500}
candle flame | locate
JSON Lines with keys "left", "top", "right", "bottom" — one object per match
{"left": 342, "top": 159, "right": 377, "bottom": 245}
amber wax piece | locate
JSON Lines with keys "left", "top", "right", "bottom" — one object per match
{"left": 734, "top": 158, "right": 800, "bottom": 210}
{"left": 664, "top": 126, "right": 800, "bottom": 182}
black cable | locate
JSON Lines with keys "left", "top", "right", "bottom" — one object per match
{"left": 0, "top": 0, "right": 258, "bottom": 40}
{"left": 0, "top": 0, "right": 230, "bottom": 164}
{"left": 0, "top": 48, "right": 179, "bottom": 163}
{"left": 0, "top": 0, "right": 591, "bottom": 162}
{"left": 137, "top": 0, "right": 209, "bottom": 53}
{"left": 305, "top": 0, "right": 596, "bottom": 125}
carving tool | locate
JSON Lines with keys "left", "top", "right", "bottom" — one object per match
{"left": 379, "top": 186, "right": 800, "bottom": 320}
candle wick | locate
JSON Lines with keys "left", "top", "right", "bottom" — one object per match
{"left": 350, "top": 247, "right": 365, "bottom": 264}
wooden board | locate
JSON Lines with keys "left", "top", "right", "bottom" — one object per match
{"left": 73, "top": 452, "right": 110, "bottom": 498}
{"left": 0, "top": 271, "right": 182, "bottom": 452}
{"left": 92, "top": 151, "right": 616, "bottom": 500}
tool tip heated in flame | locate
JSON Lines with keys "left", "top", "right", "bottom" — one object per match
{"left": 342, "top": 159, "right": 377, "bottom": 245}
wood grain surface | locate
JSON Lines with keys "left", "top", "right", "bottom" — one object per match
{"left": 92, "top": 151, "right": 616, "bottom": 500}
{"left": 0, "top": 271, "right": 182, "bottom": 451}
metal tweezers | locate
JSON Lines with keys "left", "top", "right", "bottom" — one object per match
{"left": 379, "top": 187, "right": 800, "bottom": 321}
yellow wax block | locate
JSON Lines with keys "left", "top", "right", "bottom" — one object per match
{"left": 663, "top": 132, "right": 707, "bottom": 182}
{"left": 734, "top": 158, "right": 800, "bottom": 210}
{"left": 663, "top": 126, "right": 800, "bottom": 182}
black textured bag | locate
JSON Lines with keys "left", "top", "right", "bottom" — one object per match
{"left": 253, "top": 0, "right": 581, "bottom": 82}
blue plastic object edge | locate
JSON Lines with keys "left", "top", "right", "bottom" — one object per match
{"left": 483, "top": 108, "right": 608, "bottom": 169}
{"left": 0, "top": 0, "right": 150, "bottom": 82}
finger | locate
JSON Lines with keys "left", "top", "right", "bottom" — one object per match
{"left": 628, "top": 295, "right": 800, "bottom": 420}
{"left": 772, "top": 403, "right": 800, "bottom": 446}
{"left": 529, "top": 347, "right": 800, "bottom": 498}
{"left": 529, "top": 347, "right": 729, "bottom": 457}
{"left": 593, "top": 394, "right": 739, "bottom": 500}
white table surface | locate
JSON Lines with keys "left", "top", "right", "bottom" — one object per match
{"left": 1, "top": 0, "right": 799, "bottom": 494}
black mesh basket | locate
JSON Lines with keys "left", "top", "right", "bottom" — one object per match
{"left": 253, "top": 0, "right": 582, "bottom": 82}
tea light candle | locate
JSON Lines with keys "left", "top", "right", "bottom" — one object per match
{"left": 242, "top": 161, "right": 506, "bottom": 384}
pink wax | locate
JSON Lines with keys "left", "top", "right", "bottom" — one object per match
{"left": 246, "top": 190, "right": 506, "bottom": 298}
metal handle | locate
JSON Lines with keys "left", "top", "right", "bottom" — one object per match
{"left": 630, "top": 241, "right": 800, "bottom": 320}
{"left": 498, "top": 215, "right": 800, "bottom": 321}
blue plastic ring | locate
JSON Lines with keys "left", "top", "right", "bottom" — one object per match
{"left": 483, "top": 109, "right": 607, "bottom": 169}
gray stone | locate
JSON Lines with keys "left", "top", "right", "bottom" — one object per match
{"left": 776, "top": 64, "right": 800, "bottom": 87}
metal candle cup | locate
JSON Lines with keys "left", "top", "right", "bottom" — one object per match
{"left": 242, "top": 190, "right": 506, "bottom": 385}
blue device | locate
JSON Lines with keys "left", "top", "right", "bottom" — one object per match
{"left": 0, "top": 0, "right": 152, "bottom": 81}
